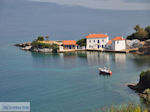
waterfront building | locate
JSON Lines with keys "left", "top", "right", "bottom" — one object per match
{"left": 62, "top": 40, "right": 77, "bottom": 50}
{"left": 112, "top": 37, "right": 126, "bottom": 51}
{"left": 86, "top": 33, "right": 109, "bottom": 49}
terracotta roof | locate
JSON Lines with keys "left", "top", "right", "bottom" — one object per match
{"left": 107, "top": 40, "right": 112, "bottom": 45}
{"left": 63, "top": 40, "right": 77, "bottom": 45}
{"left": 86, "top": 34, "right": 108, "bottom": 38}
{"left": 112, "top": 37, "right": 125, "bottom": 41}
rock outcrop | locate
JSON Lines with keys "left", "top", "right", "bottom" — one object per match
{"left": 15, "top": 42, "right": 31, "bottom": 47}
{"left": 15, "top": 42, "right": 53, "bottom": 53}
{"left": 126, "top": 39, "right": 143, "bottom": 49}
{"left": 128, "top": 69, "right": 150, "bottom": 103}
{"left": 138, "top": 40, "right": 150, "bottom": 54}
{"left": 30, "top": 47, "right": 52, "bottom": 53}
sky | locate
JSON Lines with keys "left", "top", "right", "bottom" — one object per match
{"left": 29, "top": 0, "right": 150, "bottom": 10}
{"left": 0, "top": 0, "right": 150, "bottom": 44}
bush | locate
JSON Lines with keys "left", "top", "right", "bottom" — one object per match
{"left": 31, "top": 41, "right": 51, "bottom": 48}
{"left": 127, "top": 25, "right": 149, "bottom": 41}
{"left": 139, "top": 69, "right": 150, "bottom": 90}
{"left": 77, "top": 38, "right": 86, "bottom": 46}
{"left": 36, "top": 36, "right": 45, "bottom": 41}
{"left": 100, "top": 104, "right": 148, "bottom": 112}
{"left": 51, "top": 44, "right": 59, "bottom": 53}
{"left": 32, "top": 41, "right": 59, "bottom": 52}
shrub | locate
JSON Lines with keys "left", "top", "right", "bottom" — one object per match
{"left": 77, "top": 38, "right": 86, "bottom": 46}
{"left": 36, "top": 36, "right": 45, "bottom": 41}
{"left": 139, "top": 69, "right": 150, "bottom": 90}
{"left": 127, "top": 25, "right": 150, "bottom": 41}
{"left": 31, "top": 41, "right": 51, "bottom": 48}
{"left": 51, "top": 44, "right": 59, "bottom": 53}
{"left": 100, "top": 104, "right": 148, "bottom": 112}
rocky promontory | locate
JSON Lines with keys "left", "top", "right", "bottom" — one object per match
{"left": 128, "top": 69, "right": 150, "bottom": 103}
{"left": 15, "top": 42, "right": 53, "bottom": 53}
{"left": 15, "top": 36, "right": 59, "bottom": 53}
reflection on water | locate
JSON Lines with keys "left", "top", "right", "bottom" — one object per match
{"left": 31, "top": 51, "right": 150, "bottom": 71}
{"left": 99, "top": 73, "right": 112, "bottom": 78}
{"left": 127, "top": 54, "right": 150, "bottom": 69}
{"left": 31, "top": 52, "right": 60, "bottom": 68}
{"left": 114, "top": 53, "right": 126, "bottom": 69}
{"left": 31, "top": 51, "right": 144, "bottom": 70}
{"left": 87, "top": 52, "right": 110, "bottom": 66}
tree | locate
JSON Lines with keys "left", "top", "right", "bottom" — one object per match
{"left": 134, "top": 28, "right": 148, "bottom": 41}
{"left": 51, "top": 44, "right": 59, "bottom": 53}
{"left": 77, "top": 38, "right": 86, "bottom": 46}
{"left": 36, "top": 36, "right": 44, "bottom": 41}
{"left": 127, "top": 25, "right": 149, "bottom": 41}
{"left": 134, "top": 24, "right": 141, "bottom": 31}
{"left": 45, "top": 35, "right": 49, "bottom": 40}
{"left": 145, "top": 26, "right": 150, "bottom": 33}
{"left": 145, "top": 26, "right": 150, "bottom": 38}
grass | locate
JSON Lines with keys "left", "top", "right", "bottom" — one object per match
{"left": 96, "top": 104, "right": 149, "bottom": 112}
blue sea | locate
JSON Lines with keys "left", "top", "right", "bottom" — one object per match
{"left": 0, "top": 0, "right": 150, "bottom": 112}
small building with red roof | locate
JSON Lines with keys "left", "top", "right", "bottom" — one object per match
{"left": 111, "top": 36, "right": 126, "bottom": 51}
{"left": 62, "top": 40, "right": 77, "bottom": 50}
{"left": 86, "top": 33, "right": 109, "bottom": 49}
{"left": 106, "top": 36, "right": 126, "bottom": 51}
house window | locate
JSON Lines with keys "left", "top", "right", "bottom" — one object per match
{"left": 102, "top": 40, "right": 104, "bottom": 42}
{"left": 98, "top": 45, "right": 99, "bottom": 48}
{"left": 89, "top": 45, "right": 91, "bottom": 48}
{"left": 117, "top": 41, "right": 119, "bottom": 44}
{"left": 98, "top": 40, "right": 99, "bottom": 43}
{"left": 93, "top": 40, "right": 95, "bottom": 43}
{"left": 89, "top": 40, "right": 91, "bottom": 43}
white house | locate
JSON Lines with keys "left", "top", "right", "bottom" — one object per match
{"left": 111, "top": 37, "right": 126, "bottom": 51}
{"left": 86, "top": 33, "right": 109, "bottom": 49}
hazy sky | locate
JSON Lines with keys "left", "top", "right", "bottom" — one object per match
{"left": 29, "top": 0, "right": 150, "bottom": 10}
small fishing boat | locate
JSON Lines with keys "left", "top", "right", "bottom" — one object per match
{"left": 99, "top": 67, "right": 112, "bottom": 75}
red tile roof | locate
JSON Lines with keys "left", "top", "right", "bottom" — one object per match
{"left": 86, "top": 34, "right": 108, "bottom": 38}
{"left": 112, "top": 37, "right": 125, "bottom": 41}
{"left": 63, "top": 40, "right": 77, "bottom": 45}
{"left": 107, "top": 40, "right": 112, "bottom": 45}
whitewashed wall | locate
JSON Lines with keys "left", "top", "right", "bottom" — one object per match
{"left": 86, "top": 37, "right": 109, "bottom": 49}
{"left": 112, "top": 40, "right": 126, "bottom": 51}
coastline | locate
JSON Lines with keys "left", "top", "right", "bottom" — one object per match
{"left": 15, "top": 41, "right": 150, "bottom": 55}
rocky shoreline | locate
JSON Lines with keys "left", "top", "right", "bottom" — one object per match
{"left": 128, "top": 69, "right": 150, "bottom": 104}
{"left": 15, "top": 42, "right": 53, "bottom": 53}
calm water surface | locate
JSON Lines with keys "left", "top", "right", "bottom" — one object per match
{"left": 0, "top": 0, "right": 150, "bottom": 111}
{"left": 0, "top": 45, "right": 150, "bottom": 112}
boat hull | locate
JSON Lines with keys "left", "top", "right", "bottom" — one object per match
{"left": 100, "top": 71, "right": 112, "bottom": 75}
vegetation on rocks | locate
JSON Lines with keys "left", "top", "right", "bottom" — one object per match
{"left": 51, "top": 43, "right": 59, "bottom": 53}
{"left": 36, "top": 36, "right": 45, "bottom": 41}
{"left": 31, "top": 41, "right": 51, "bottom": 49}
{"left": 127, "top": 25, "right": 150, "bottom": 41}
{"left": 128, "top": 68, "right": 150, "bottom": 108}
{"left": 31, "top": 36, "right": 58, "bottom": 53}
{"left": 138, "top": 69, "right": 150, "bottom": 91}
{"left": 128, "top": 69, "right": 150, "bottom": 92}
{"left": 102, "top": 104, "right": 148, "bottom": 112}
